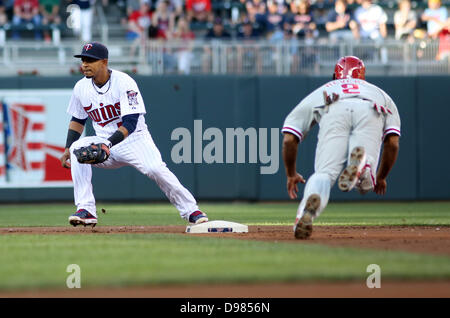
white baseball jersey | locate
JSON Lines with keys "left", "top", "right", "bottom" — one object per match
{"left": 353, "top": 4, "right": 388, "bottom": 40}
{"left": 282, "top": 78, "right": 401, "bottom": 142}
{"left": 283, "top": 78, "right": 401, "bottom": 221}
{"left": 67, "top": 69, "right": 148, "bottom": 139}
{"left": 67, "top": 69, "right": 199, "bottom": 220}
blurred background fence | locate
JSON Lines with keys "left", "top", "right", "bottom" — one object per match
{"left": 0, "top": 0, "right": 449, "bottom": 202}
{"left": 0, "top": 75, "right": 449, "bottom": 202}
{"left": 0, "top": 40, "right": 449, "bottom": 76}
{"left": 0, "top": 0, "right": 449, "bottom": 76}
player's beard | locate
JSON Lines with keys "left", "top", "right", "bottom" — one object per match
{"left": 82, "top": 68, "right": 94, "bottom": 78}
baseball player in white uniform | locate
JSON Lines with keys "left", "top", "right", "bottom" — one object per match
{"left": 60, "top": 42, "right": 208, "bottom": 227}
{"left": 282, "top": 56, "right": 401, "bottom": 239}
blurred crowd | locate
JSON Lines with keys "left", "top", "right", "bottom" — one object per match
{"left": 122, "top": 0, "right": 450, "bottom": 65}
{"left": 0, "top": 0, "right": 448, "bottom": 64}
{"left": 0, "top": 0, "right": 448, "bottom": 41}
{"left": 0, "top": 0, "right": 97, "bottom": 41}
{"left": 120, "top": 0, "right": 450, "bottom": 43}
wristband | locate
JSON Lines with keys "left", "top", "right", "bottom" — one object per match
{"left": 107, "top": 130, "right": 125, "bottom": 147}
{"left": 65, "top": 129, "right": 81, "bottom": 149}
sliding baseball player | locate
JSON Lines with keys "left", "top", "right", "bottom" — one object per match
{"left": 282, "top": 56, "right": 401, "bottom": 239}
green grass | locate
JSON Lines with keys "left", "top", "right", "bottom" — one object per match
{"left": 0, "top": 201, "right": 449, "bottom": 227}
{"left": 0, "top": 234, "right": 449, "bottom": 290}
{"left": 0, "top": 201, "right": 449, "bottom": 290}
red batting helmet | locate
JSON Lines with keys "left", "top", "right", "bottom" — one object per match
{"left": 333, "top": 56, "right": 365, "bottom": 80}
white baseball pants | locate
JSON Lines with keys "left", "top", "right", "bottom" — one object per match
{"left": 297, "top": 99, "right": 384, "bottom": 220}
{"left": 71, "top": 7, "right": 93, "bottom": 42}
{"left": 69, "top": 130, "right": 199, "bottom": 220}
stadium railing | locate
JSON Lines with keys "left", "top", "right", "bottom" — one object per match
{"left": 0, "top": 39, "right": 448, "bottom": 76}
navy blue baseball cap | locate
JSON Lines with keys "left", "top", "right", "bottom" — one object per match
{"left": 74, "top": 42, "right": 108, "bottom": 60}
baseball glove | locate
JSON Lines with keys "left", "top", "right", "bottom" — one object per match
{"left": 73, "top": 143, "right": 110, "bottom": 164}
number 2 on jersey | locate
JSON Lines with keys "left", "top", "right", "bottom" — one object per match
{"left": 341, "top": 84, "right": 360, "bottom": 94}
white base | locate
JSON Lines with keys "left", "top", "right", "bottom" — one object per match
{"left": 186, "top": 220, "right": 248, "bottom": 234}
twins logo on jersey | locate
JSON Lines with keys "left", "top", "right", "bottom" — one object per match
{"left": 127, "top": 90, "right": 139, "bottom": 108}
{"left": 84, "top": 102, "right": 121, "bottom": 127}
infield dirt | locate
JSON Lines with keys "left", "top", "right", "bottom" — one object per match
{"left": 1, "top": 225, "right": 449, "bottom": 298}
{"left": 1, "top": 225, "right": 449, "bottom": 256}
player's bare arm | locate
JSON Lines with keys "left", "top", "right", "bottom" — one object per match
{"left": 282, "top": 133, "right": 306, "bottom": 199}
{"left": 374, "top": 134, "right": 400, "bottom": 195}
{"left": 60, "top": 120, "right": 85, "bottom": 169}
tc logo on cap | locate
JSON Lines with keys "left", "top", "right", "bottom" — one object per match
{"left": 74, "top": 42, "right": 108, "bottom": 59}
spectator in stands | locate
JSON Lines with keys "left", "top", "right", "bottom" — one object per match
{"left": 70, "top": 0, "right": 94, "bottom": 42}
{"left": 158, "top": 0, "right": 183, "bottom": 19}
{"left": 421, "top": 0, "right": 448, "bottom": 39}
{"left": 202, "top": 17, "right": 231, "bottom": 73}
{"left": 0, "top": 0, "right": 7, "bottom": 26}
{"left": 235, "top": 18, "right": 261, "bottom": 73}
{"left": 237, "top": 17, "right": 260, "bottom": 40}
{"left": 290, "top": 0, "right": 318, "bottom": 43}
{"left": 127, "top": 0, "right": 152, "bottom": 41}
{"left": 172, "top": 15, "right": 195, "bottom": 74}
{"left": 119, "top": 0, "right": 141, "bottom": 27}
{"left": 437, "top": 18, "right": 450, "bottom": 60}
{"left": 12, "top": 0, "right": 42, "bottom": 40}
{"left": 151, "top": 0, "right": 175, "bottom": 39}
{"left": 269, "top": 20, "right": 296, "bottom": 44}
{"left": 288, "top": 0, "right": 298, "bottom": 15}
{"left": 273, "top": 21, "right": 304, "bottom": 73}
{"left": 39, "top": 0, "right": 61, "bottom": 42}
{"left": 349, "top": 0, "right": 387, "bottom": 42}
{"left": 173, "top": 15, "right": 195, "bottom": 40}
{"left": 311, "top": 0, "right": 334, "bottom": 25}
{"left": 185, "top": 0, "right": 213, "bottom": 23}
{"left": 245, "top": 0, "right": 267, "bottom": 23}
{"left": 325, "top": 0, "right": 353, "bottom": 42}
{"left": 204, "top": 16, "right": 231, "bottom": 40}
{"left": 126, "top": 0, "right": 141, "bottom": 16}
{"left": 127, "top": 0, "right": 152, "bottom": 56}
{"left": 393, "top": 0, "right": 417, "bottom": 41}
{"left": 259, "top": 0, "right": 288, "bottom": 38}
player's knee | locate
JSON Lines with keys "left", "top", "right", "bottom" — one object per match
{"left": 142, "top": 163, "right": 169, "bottom": 180}
{"left": 141, "top": 166, "right": 161, "bottom": 179}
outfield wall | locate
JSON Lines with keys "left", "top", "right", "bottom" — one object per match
{"left": 0, "top": 75, "right": 448, "bottom": 202}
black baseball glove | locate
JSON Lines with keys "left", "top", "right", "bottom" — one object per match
{"left": 73, "top": 143, "right": 110, "bottom": 164}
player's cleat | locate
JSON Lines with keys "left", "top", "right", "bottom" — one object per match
{"left": 356, "top": 167, "right": 374, "bottom": 195}
{"left": 338, "top": 146, "right": 366, "bottom": 192}
{"left": 189, "top": 210, "right": 209, "bottom": 225}
{"left": 294, "top": 194, "right": 320, "bottom": 239}
{"left": 69, "top": 209, "right": 97, "bottom": 227}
